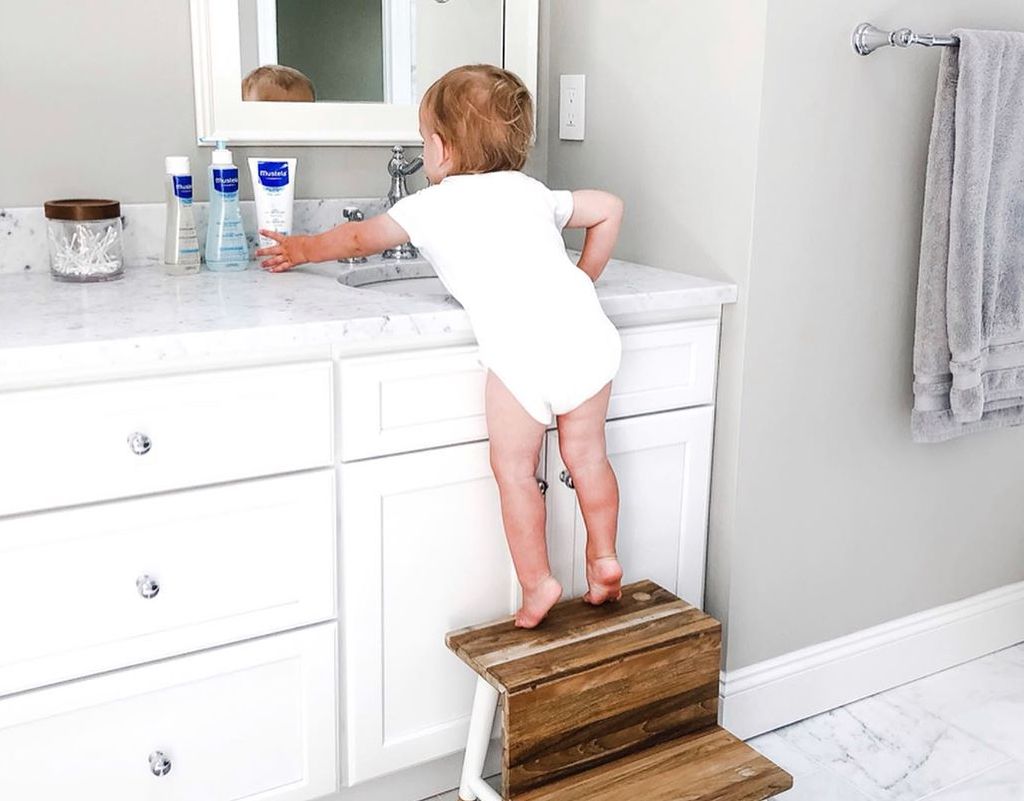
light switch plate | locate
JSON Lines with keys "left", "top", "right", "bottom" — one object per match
{"left": 559, "top": 74, "right": 586, "bottom": 141}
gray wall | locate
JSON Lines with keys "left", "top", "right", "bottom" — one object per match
{"left": 415, "top": 0, "right": 504, "bottom": 99}
{"left": 729, "top": 0, "right": 1024, "bottom": 669}
{"left": 550, "top": 0, "right": 1024, "bottom": 671}
{"left": 0, "top": 0, "right": 549, "bottom": 207}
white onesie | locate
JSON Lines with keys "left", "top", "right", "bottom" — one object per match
{"left": 388, "top": 171, "right": 621, "bottom": 425}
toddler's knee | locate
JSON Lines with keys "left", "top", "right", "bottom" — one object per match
{"left": 489, "top": 451, "right": 538, "bottom": 487}
{"left": 559, "top": 437, "right": 605, "bottom": 476}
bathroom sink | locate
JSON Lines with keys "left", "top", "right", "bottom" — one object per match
{"left": 337, "top": 258, "right": 456, "bottom": 301}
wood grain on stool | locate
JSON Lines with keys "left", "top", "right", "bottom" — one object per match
{"left": 511, "top": 726, "right": 793, "bottom": 801}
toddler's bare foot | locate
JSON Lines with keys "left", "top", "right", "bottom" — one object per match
{"left": 584, "top": 555, "right": 623, "bottom": 605}
{"left": 515, "top": 575, "right": 563, "bottom": 629}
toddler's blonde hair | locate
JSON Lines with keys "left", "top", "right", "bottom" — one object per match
{"left": 421, "top": 65, "right": 534, "bottom": 174}
{"left": 242, "top": 65, "right": 316, "bottom": 102}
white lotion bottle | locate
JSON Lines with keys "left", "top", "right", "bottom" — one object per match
{"left": 163, "top": 156, "right": 201, "bottom": 275}
{"left": 249, "top": 157, "right": 297, "bottom": 249}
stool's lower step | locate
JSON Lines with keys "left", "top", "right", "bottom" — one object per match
{"left": 510, "top": 726, "right": 791, "bottom": 801}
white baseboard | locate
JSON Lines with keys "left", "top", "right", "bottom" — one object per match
{"left": 719, "top": 579, "right": 1024, "bottom": 741}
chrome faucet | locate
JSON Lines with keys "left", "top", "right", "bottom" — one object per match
{"left": 339, "top": 206, "right": 367, "bottom": 264}
{"left": 383, "top": 145, "right": 424, "bottom": 260}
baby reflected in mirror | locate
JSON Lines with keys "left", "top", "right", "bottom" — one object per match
{"left": 242, "top": 65, "right": 316, "bottom": 102}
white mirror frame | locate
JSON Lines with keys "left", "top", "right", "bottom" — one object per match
{"left": 189, "top": 0, "right": 539, "bottom": 146}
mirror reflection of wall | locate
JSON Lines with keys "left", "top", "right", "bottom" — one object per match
{"left": 239, "top": 0, "right": 504, "bottom": 105}
{"left": 279, "top": 0, "right": 385, "bottom": 102}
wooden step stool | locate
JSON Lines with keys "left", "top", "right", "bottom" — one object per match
{"left": 446, "top": 580, "right": 792, "bottom": 801}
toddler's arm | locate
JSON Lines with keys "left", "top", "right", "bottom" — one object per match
{"left": 565, "top": 190, "right": 625, "bottom": 282}
{"left": 256, "top": 215, "right": 410, "bottom": 272}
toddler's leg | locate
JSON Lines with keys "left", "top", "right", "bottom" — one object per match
{"left": 485, "top": 371, "right": 562, "bottom": 628}
{"left": 557, "top": 382, "right": 623, "bottom": 605}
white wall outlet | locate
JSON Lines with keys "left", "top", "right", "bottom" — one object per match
{"left": 559, "top": 74, "right": 586, "bottom": 141}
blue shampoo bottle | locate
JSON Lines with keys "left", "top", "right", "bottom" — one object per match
{"left": 205, "top": 145, "right": 248, "bottom": 271}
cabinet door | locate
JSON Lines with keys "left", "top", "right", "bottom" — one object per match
{"left": 339, "top": 442, "right": 517, "bottom": 785}
{"left": 545, "top": 407, "right": 714, "bottom": 608}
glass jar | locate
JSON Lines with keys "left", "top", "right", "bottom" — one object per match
{"left": 44, "top": 199, "right": 124, "bottom": 282}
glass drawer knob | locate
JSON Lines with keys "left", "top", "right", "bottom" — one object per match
{"left": 128, "top": 432, "right": 152, "bottom": 456}
{"left": 148, "top": 750, "right": 171, "bottom": 776}
{"left": 136, "top": 575, "right": 160, "bottom": 599}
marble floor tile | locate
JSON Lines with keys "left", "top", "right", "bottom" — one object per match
{"left": 889, "top": 650, "right": 1024, "bottom": 761}
{"left": 770, "top": 769, "right": 876, "bottom": 801}
{"left": 773, "top": 692, "right": 1007, "bottom": 801}
{"left": 919, "top": 760, "right": 1024, "bottom": 800}
{"left": 994, "top": 641, "right": 1024, "bottom": 668}
{"left": 748, "top": 730, "right": 822, "bottom": 780}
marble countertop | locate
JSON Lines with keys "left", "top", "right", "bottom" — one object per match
{"left": 0, "top": 256, "right": 736, "bottom": 381}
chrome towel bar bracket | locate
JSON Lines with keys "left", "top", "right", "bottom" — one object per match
{"left": 853, "top": 23, "right": 960, "bottom": 57}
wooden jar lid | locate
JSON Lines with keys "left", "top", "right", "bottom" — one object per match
{"left": 43, "top": 199, "right": 121, "bottom": 221}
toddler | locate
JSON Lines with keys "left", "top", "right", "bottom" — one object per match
{"left": 257, "top": 65, "right": 625, "bottom": 628}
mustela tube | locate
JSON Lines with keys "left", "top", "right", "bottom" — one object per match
{"left": 248, "top": 157, "right": 296, "bottom": 248}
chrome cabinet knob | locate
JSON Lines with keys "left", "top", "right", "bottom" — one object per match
{"left": 128, "top": 432, "right": 152, "bottom": 456}
{"left": 559, "top": 470, "right": 575, "bottom": 489}
{"left": 148, "top": 751, "right": 171, "bottom": 776}
{"left": 537, "top": 478, "right": 548, "bottom": 496}
{"left": 136, "top": 575, "right": 160, "bottom": 599}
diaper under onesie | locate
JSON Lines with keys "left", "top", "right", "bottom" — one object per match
{"left": 388, "top": 171, "right": 621, "bottom": 425}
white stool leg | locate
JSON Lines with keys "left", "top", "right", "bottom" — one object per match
{"left": 458, "top": 675, "right": 500, "bottom": 801}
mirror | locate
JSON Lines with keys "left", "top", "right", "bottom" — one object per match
{"left": 190, "top": 0, "right": 538, "bottom": 144}
{"left": 238, "top": 0, "right": 504, "bottom": 104}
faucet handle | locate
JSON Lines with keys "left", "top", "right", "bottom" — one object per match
{"left": 403, "top": 156, "right": 424, "bottom": 176}
{"left": 388, "top": 145, "right": 424, "bottom": 177}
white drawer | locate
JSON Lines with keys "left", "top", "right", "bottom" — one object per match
{"left": 337, "top": 321, "right": 719, "bottom": 460}
{"left": 0, "top": 624, "right": 338, "bottom": 801}
{"left": 0, "top": 361, "right": 334, "bottom": 517}
{"left": 608, "top": 320, "right": 719, "bottom": 419}
{"left": 338, "top": 345, "right": 487, "bottom": 461}
{"left": 0, "top": 471, "right": 336, "bottom": 696}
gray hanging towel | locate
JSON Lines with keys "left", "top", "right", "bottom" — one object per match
{"left": 913, "top": 29, "right": 1024, "bottom": 442}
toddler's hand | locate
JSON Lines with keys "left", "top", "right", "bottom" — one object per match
{"left": 256, "top": 230, "right": 309, "bottom": 272}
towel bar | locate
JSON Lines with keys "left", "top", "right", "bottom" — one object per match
{"left": 853, "top": 23, "right": 960, "bottom": 56}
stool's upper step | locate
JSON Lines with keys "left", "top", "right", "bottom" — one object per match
{"left": 509, "top": 726, "right": 793, "bottom": 801}
{"left": 445, "top": 580, "right": 717, "bottom": 694}
{"left": 446, "top": 580, "right": 724, "bottom": 795}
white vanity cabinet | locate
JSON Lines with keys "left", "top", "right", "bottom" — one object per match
{"left": 336, "top": 318, "right": 722, "bottom": 787}
{"left": 0, "top": 306, "right": 725, "bottom": 799}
